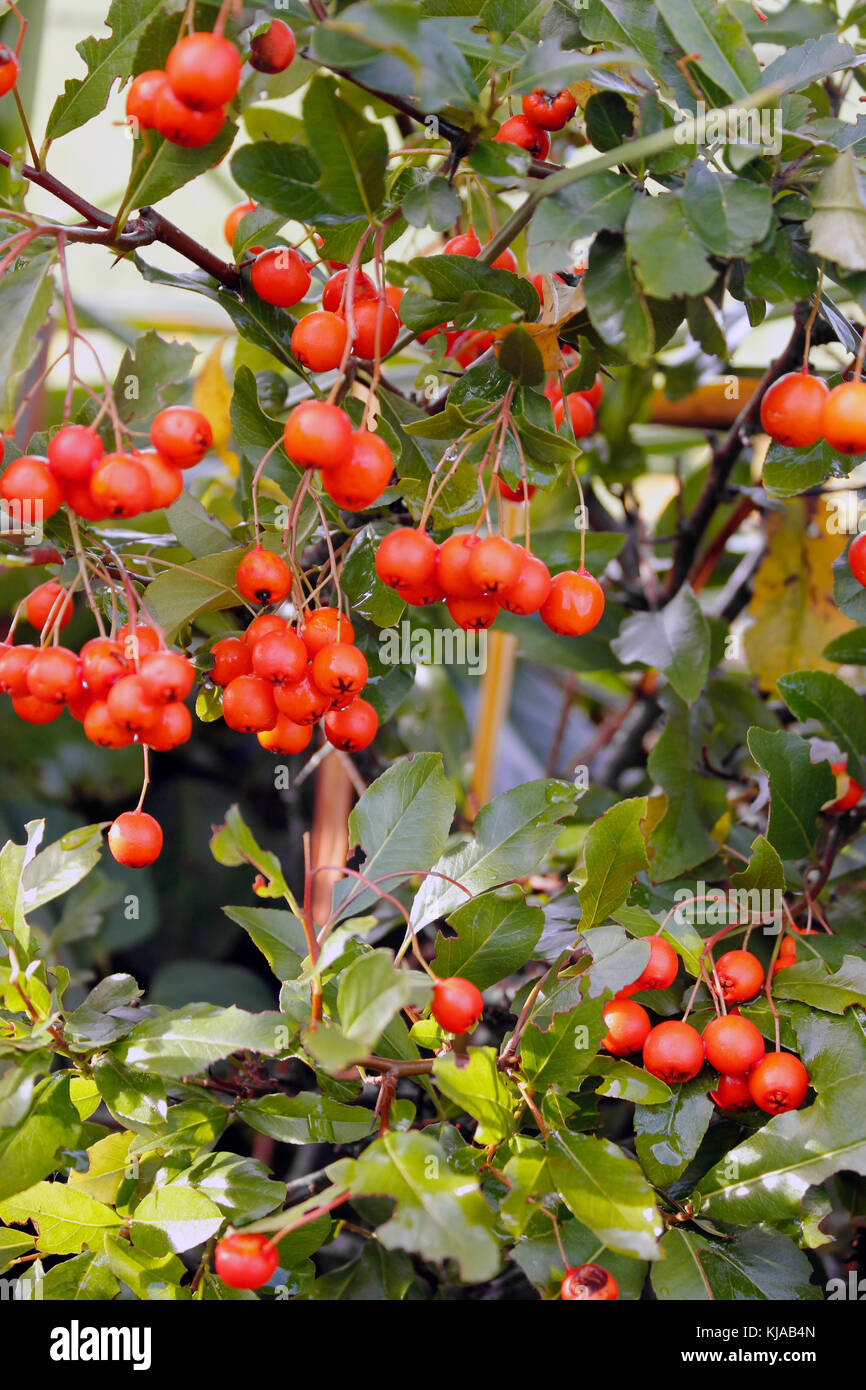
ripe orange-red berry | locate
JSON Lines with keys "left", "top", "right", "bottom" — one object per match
{"left": 311, "top": 642, "right": 368, "bottom": 701}
{"left": 619, "top": 936, "right": 679, "bottom": 997}
{"left": 643, "top": 1020, "right": 704, "bottom": 1083}
{"left": 125, "top": 69, "right": 167, "bottom": 129}
{"left": 273, "top": 673, "right": 329, "bottom": 725}
{"left": 90, "top": 455, "right": 152, "bottom": 518}
{"left": 300, "top": 608, "right": 355, "bottom": 656}
{"left": 323, "top": 697, "right": 378, "bottom": 751}
{"left": 291, "top": 312, "right": 348, "bottom": 372}
{"left": 26, "top": 581, "right": 73, "bottom": 632}
{"left": 823, "top": 380, "right": 866, "bottom": 454}
{"left": 258, "top": 714, "right": 313, "bottom": 755}
{"left": 494, "top": 114, "right": 550, "bottom": 159}
{"left": 0, "top": 43, "right": 20, "bottom": 97}
{"left": 150, "top": 407, "right": 212, "bottom": 469}
{"left": 560, "top": 1264, "right": 618, "bottom": 1301}
{"left": 849, "top": 531, "right": 866, "bottom": 587}
{"left": 145, "top": 701, "right": 193, "bottom": 750}
{"left": 214, "top": 1233, "right": 278, "bottom": 1290}
{"left": 431, "top": 976, "right": 484, "bottom": 1033}
{"left": 225, "top": 200, "right": 256, "bottom": 247}
{"left": 210, "top": 636, "right": 253, "bottom": 686}
{"left": 251, "top": 248, "right": 311, "bottom": 308}
{"left": 436, "top": 534, "right": 484, "bottom": 599}
{"left": 447, "top": 594, "right": 499, "bottom": 630}
{"left": 152, "top": 83, "right": 225, "bottom": 146}
{"left": 601, "top": 999, "right": 651, "bottom": 1057}
{"left": 108, "top": 810, "right": 163, "bottom": 867}
{"left": 703, "top": 1014, "right": 765, "bottom": 1076}
{"left": 80, "top": 638, "right": 130, "bottom": 697}
{"left": 710, "top": 1073, "right": 754, "bottom": 1114}
{"left": 283, "top": 400, "right": 352, "bottom": 470}
{"left": 47, "top": 425, "right": 103, "bottom": 483}
{"left": 236, "top": 547, "right": 292, "bottom": 606}
{"left": 84, "top": 700, "right": 133, "bottom": 748}
{"left": 349, "top": 299, "right": 400, "bottom": 359}
{"left": 107, "top": 675, "right": 160, "bottom": 733}
{"left": 540, "top": 568, "right": 604, "bottom": 636}
{"left": 522, "top": 89, "right": 577, "bottom": 130}
{"left": 222, "top": 674, "right": 278, "bottom": 733}
{"left": 166, "top": 32, "right": 241, "bottom": 111}
{"left": 825, "top": 758, "right": 864, "bottom": 813}
{"left": 467, "top": 536, "right": 522, "bottom": 596}
{"left": 250, "top": 629, "right": 307, "bottom": 686}
{"left": 249, "top": 19, "right": 297, "bottom": 74}
{"left": 26, "top": 648, "right": 82, "bottom": 705}
{"left": 554, "top": 392, "right": 595, "bottom": 438}
{"left": 499, "top": 552, "right": 551, "bottom": 615}
{"left": 321, "top": 269, "right": 377, "bottom": 314}
{"left": 140, "top": 651, "right": 195, "bottom": 704}
{"left": 760, "top": 371, "right": 828, "bottom": 448}
{"left": 375, "top": 529, "right": 438, "bottom": 590}
{"left": 135, "top": 451, "right": 184, "bottom": 510}
{"left": 321, "top": 430, "right": 393, "bottom": 509}
{"left": 713, "top": 950, "right": 764, "bottom": 1005}
{"left": 0, "top": 644, "right": 35, "bottom": 696}
{"left": 1, "top": 456, "right": 64, "bottom": 520}
{"left": 748, "top": 1052, "right": 809, "bottom": 1114}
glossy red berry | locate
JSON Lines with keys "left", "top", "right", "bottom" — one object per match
{"left": 321, "top": 269, "right": 377, "bottom": 314}
{"left": 150, "top": 407, "right": 213, "bottom": 470}
{"left": 84, "top": 700, "right": 133, "bottom": 748}
{"left": 431, "top": 976, "right": 484, "bottom": 1033}
{"left": 375, "top": 529, "right": 438, "bottom": 590}
{"left": 823, "top": 380, "right": 866, "bottom": 455}
{"left": 0, "top": 644, "right": 35, "bottom": 696}
{"left": 349, "top": 299, "right": 400, "bottom": 359}
{"left": 222, "top": 674, "right": 278, "bottom": 733}
{"left": 283, "top": 401, "right": 352, "bottom": 470}
{"left": 601, "top": 999, "right": 651, "bottom": 1057}
{"left": 152, "top": 84, "right": 225, "bottom": 147}
{"left": 12, "top": 693, "right": 63, "bottom": 724}
{"left": 1, "top": 456, "right": 64, "bottom": 521}
{"left": 80, "top": 638, "right": 130, "bottom": 698}
{"left": 249, "top": 19, "right": 297, "bottom": 74}
{"left": 522, "top": 89, "right": 577, "bottom": 130}
{"left": 210, "top": 636, "right": 253, "bottom": 686}
{"left": 47, "top": 425, "right": 103, "bottom": 483}
{"left": 166, "top": 32, "right": 241, "bottom": 111}
{"left": 560, "top": 1264, "right": 618, "bottom": 1301}
{"left": 311, "top": 642, "right": 368, "bottom": 701}
{"left": 145, "top": 701, "right": 193, "bottom": 751}
{"left": 494, "top": 114, "right": 551, "bottom": 159}
{"left": 467, "top": 536, "right": 522, "bottom": 595}
{"left": 251, "top": 248, "right": 311, "bottom": 308}
{"left": 324, "top": 697, "right": 378, "bottom": 751}
{"left": 400, "top": 578, "right": 446, "bottom": 606}
{"left": 703, "top": 1014, "right": 765, "bottom": 1076}
{"left": 236, "top": 547, "right": 292, "bottom": 606}
{"left": 108, "top": 810, "right": 163, "bottom": 868}
{"left": 710, "top": 1073, "right": 754, "bottom": 1114}
{"left": 250, "top": 629, "right": 308, "bottom": 686}
{"left": 64, "top": 476, "right": 112, "bottom": 521}
{"left": 300, "top": 608, "right": 355, "bottom": 656}
{"left": 554, "top": 393, "right": 595, "bottom": 438}
{"left": 849, "top": 531, "right": 866, "bottom": 587}
{"left": 759, "top": 371, "right": 828, "bottom": 448}
{"left": 26, "top": 648, "right": 82, "bottom": 704}
{"left": 436, "top": 534, "right": 484, "bottom": 599}
{"left": 825, "top": 759, "right": 864, "bottom": 813}
{"left": 748, "top": 1052, "right": 809, "bottom": 1114}
{"left": 443, "top": 230, "right": 481, "bottom": 257}
{"left": 291, "top": 312, "right": 348, "bottom": 372}
{"left": 125, "top": 69, "right": 167, "bottom": 130}
{"left": 245, "top": 614, "right": 287, "bottom": 648}
{"left": 224, "top": 200, "right": 256, "bottom": 246}
{"left": 26, "top": 581, "right": 73, "bottom": 632}
{"left": 214, "top": 1233, "right": 278, "bottom": 1290}
{"left": 258, "top": 714, "right": 313, "bottom": 755}
{"left": 135, "top": 451, "right": 184, "bottom": 509}
{"left": 499, "top": 551, "right": 552, "bottom": 615}
{"left": 619, "top": 935, "right": 679, "bottom": 997}
{"left": 117, "top": 624, "right": 161, "bottom": 663}
{"left": 90, "top": 454, "right": 152, "bottom": 518}
{"left": 447, "top": 594, "right": 499, "bottom": 630}
{"left": 643, "top": 1020, "right": 704, "bottom": 1083}
{"left": 713, "top": 950, "right": 764, "bottom": 1005}
{"left": 540, "top": 568, "right": 604, "bottom": 636}
{"left": 273, "top": 673, "right": 329, "bottom": 725}
{"left": 107, "top": 675, "right": 160, "bottom": 733}
{"left": 773, "top": 934, "right": 797, "bottom": 975}
{"left": 139, "top": 651, "right": 195, "bottom": 704}
{"left": 321, "top": 429, "right": 393, "bottom": 509}
{"left": 0, "top": 43, "right": 20, "bottom": 97}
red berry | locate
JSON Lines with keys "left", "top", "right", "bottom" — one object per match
{"left": 273, "top": 673, "right": 329, "bottom": 725}
{"left": 825, "top": 758, "right": 864, "bottom": 813}
{"left": 26, "top": 648, "right": 82, "bottom": 704}
{"left": 0, "top": 456, "right": 64, "bottom": 521}
{"left": 140, "top": 651, "right": 195, "bottom": 704}
{"left": 249, "top": 19, "right": 297, "bottom": 74}
{"left": 375, "top": 529, "right": 438, "bottom": 591}
{"left": 145, "top": 701, "right": 193, "bottom": 750}
{"left": 0, "top": 43, "right": 20, "bottom": 97}
{"left": 47, "top": 425, "right": 103, "bottom": 483}
{"left": 225, "top": 200, "right": 256, "bottom": 246}
{"left": 445, "top": 329, "right": 494, "bottom": 368}
{"left": 311, "top": 642, "right": 368, "bottom": 701}
{"left": 499, "top": 551, "right": 551, "bottom": 615}
{"left": 283, "top": 400, "right": 352, "bottom": 470}
{"left": 84, "top": 700, "right": 133, "bottom": 748}
{"left": 710, "top": 1073, "right": 754, "bottom": 1114}
{"left": 494, "top": 115, "right": 551, "bottom": 159}
{"left": 125, "top": 70, "right": 167, "bottom": 130}
{"left": 447, "top": 594, "right": 499, "bottom": 630}
{"left": 291, "top": 312, "right": 348, "bottom": 372}
{"left": 245, "top": 614, "right": 288, "bottom": 648}
{"left": 467, "top": 536, "right": 522, "bottom": 596}
{"left": 431, "top": 976, "right": 484, "bottom": 1033}
{"left": 601, "top": 999, "right": 651, "bottom": 1057}
{"left": 349, "top": 299, "right": 401, "bottom": 359}
{"left": 773, "top": 934, "right": 797, "bottom": 975}
{"left": 442, "top": 230, "right": 481, "bottom": 257}
{"left": 210, "top": 636, "right": 253, "bottom": 686}
{"left": 540, "top": 568, "right": 604, "bottom": 636}
{"left": 560, "top": 1264, "right": 618, "bottom": 1301}
{"left": 554, "top": 393, "right": 595, "bottom": 438}
{"left": 321, "top": 269, "right": 377, "bottom": 315}
{"left": 713, "top": 950, "right": 764, "bottom": 1005}
{"left": 214, "top": 1233, "right": 278, "bottom": 1290}
{"left": 107, "top": 674, "right": 160, "bottom": 733}
{"left": 491, "top": 248, "right": 518, "bottom": 273}
{"left": 152, "top": 84, "right": 225, "bottom": 147}
{"left": 703, "top": 1014, "right": 765, "bottom": 1076}
{"left": 258, "top": 714, "right": 313, "bottom": 755}
{"left": 300, "top": 608, "right": 355, "bottom": 656}
{"left": 12, "top": 693, "right": 63, "bottom": 724}
{"left": 748, "top": 1051, "right": 809, "bottom": 1114}
{"left": 619, "top": 935, "right": 679, "bottom": 996}
{"left": 321, "top": 430, "right": 393, "bottom": 509}
{"left": 849, "top": 531, "right": 866, "bottom": 587}
{"left": 26, "top": 581, "right": 73, "bottom": 632}
{"left": 150, "top": 407, "right": 212, "bottom": 470}
{"left": 521, "top": 89, "right": 577, "bottom": 130}
{"left": 80, "top": 638, "right": 130, "bottom": 698}
{"left": 117, "top": 624, "right": 161, "bottom": 663}
{"left": 823, "top": 380, "right": 866, "bottom": 455}
{"left": 236, "top": 547, "right": 292, "bottom": 606}
{"left": 135, "top": 452, "right": 184, "bottom": 509}
{"left": 90, "top": 454, "right": 152, "bottom": 518}
{"left": 436, "top": 534, "right": 484, "bottom": 599}
{"left": 108, "top": 811, "right": 163, "bottom": 868}
{"left": 251, "top": 248, "right": 312, "bottom": 308}
{"left": 222, "top": 674, "right": 278, "bottom": 733}
{"left": 760, "top": 371, "right": 828, "bottom": 448}
{"left": 64, "top": 476, "right": 112, "bottom": 521}
{"left": 324, "top": 697, "right": 378, "bottom": 751}
{"left": 166, "top": 32, "right": 241, "bottom": 111}
{"left": 250, "top": 629, "right": 308, "bottom": 686}
{"left": 642, "top": 1020, "right": 704, "bottom": 1083}
{"left": 399, "top": 578, "right": 445, "bottom": 606}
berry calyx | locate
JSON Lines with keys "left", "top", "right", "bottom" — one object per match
{"left": 823, "top": 380, "right": 866, "bottom": 455}
{"left": 710, "top": 1073, "right": 754, "bottom": 1114}
{"left": 108, "top": 811, "right": 163, "bottom": 868}
{"left": 521, "top": 89, "right": 577, "bottom": 130}
{"left": 759, "top": 371, "right": 828, "bottom": 448}
{"left": 166, "top": 32, "right": 241, "bottom": 112}
{"left": 713, "top": 949, "right": 764, "bottom": 1005}
{"left": 249, "top": 19, "right": 297, "bottom": 74}
{"left": 703, "top": 1014, "right": 765, "bottom": 1075}
{"left": 747, "top": 1051, "right": 809, "bottom": 1114}
{"left": 150, "top": 407, "right": 213, "bottom": 469}
{"left": 601, "top": 999, "right": 651, "bottom": 1057}
{"left": 214, "top": 1233, "right": 278, "bottom": 1290}
{"left": 322, "top": 429, "right": 393, "bottom": 510}
{"left": 431, "top": 976, "right": 484, "bottom": 1034}
{"left": 560, "top": 1264, "right": 618, "bottom": 1301}
{"left": 447, "top": 594, "right": 499, "bottom": 630}
{"left": 642, "top": 1020, "right": 704, "bottom": 1083}
{"left": 494, "top": 114, "right": 551, "bottom": 159}
{"left": 540, "top": 568, "right": 605, "bottom": 637}
{"left": 311, "top": 642, "right": 368, "bottom": 701}
{"left": 235, "top": 547, "right": 292, "bottom": 607}
{"left": 251, "top": 248, "right": 312, "bottom": 308}
{"left": 291, "top": 312, "right": 348, "bottom": 373}
{"left": 283, "top": 400, "right": 352, "bottom": 470}
{"left": 324, "top": 697, "right": 378, "bottom": 751}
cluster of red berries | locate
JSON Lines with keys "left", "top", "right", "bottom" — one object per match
{"left": 600, "top": 937, "right": 810, "bottom": 1115}
{"left": 374, "top": 526, "right": 605, "bottom": 636}
{"left": 761, "top": 369, "right": 866, "bottom": 455}
{"left": 212, "top": 587, "right": 378, "bottom": 754}
{"left": 545, "top": 346, "right": 604, "bottom": 440}
{"left": 125, "top": 19, "right": 295, "bottom": 149}
{"left": 493, "top": 87, "right": 578, "bottom": 161}
{"left": 0, "top": 408, "right": 211, "bottom": 525}
{"left": 283, "top": 398, "right": 394, "bottom": 510}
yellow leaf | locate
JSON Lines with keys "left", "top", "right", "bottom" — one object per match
{"left": 744, "top": 497, "right": 855, "bottom": 693}
{"left": 68, "top": 1132, "right": 133, "bottom": 1206}
{"left": 193, "top": 341, "right": 240, "bottom": 475}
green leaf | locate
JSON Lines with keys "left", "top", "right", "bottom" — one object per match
{"left": 646, "top": 692, "right": 727, "bottom": 881}
{"left": 585, "top": 91, "right": 635, "bottom": 151}
{"left": 222, "top": 906, "right": 308, "bottom": 980}
{"left": 46, "top": 0, "right": 171, "bottom": 140}
{"left": 230, "top": 142, "right": 326, "bottom": 222}
{"left": 143, "top": 549, "right": 246, "bottom": 641}
{"left": 0, "top": 253, "right": 56, "bottom": 431}
{"left": 806, "top": 150, "right": 866, "bottom": 273}
{"left": 433, "top": 885, "right": 544, "bottom": 989}
{"left": 40, "top": 1251, "right": 120, "bottom": 1302}
{"left": 303, "top": 75, "right": 388, "bottom": 218}
{"left": 772, "top": 956, "right": 866, "bottom": 1014}
{"left": 731, "top": 833, "right": 786, "bottom": 896}
{"left": 402, "top": 175, "right": 461, "bottom": 231}
{"left": 166, "top": 491, "right": 235, "bottom": 558}
{"left": 747, "top": 728, "right": 834, "bottom": 861}
{"left": 401, "top": 254, "right": 539, "bottom": 333}
{"left": 585, "top": 232, "right": 654, "bottom": 364}
{"left": 169, "top": 1153, "right": 284, "bottom": 1223}
{"left": 0, "top": 1076, "right": 82, "bottom": 1202}
{"left": 338, "top": 950, "right": 430, "bottom": 1051}
{"left": 653, "top": 1225, "right": 821, "bottom": 1300}
{"left": 114, "top": 1003, "right": 289, "bottom": 1079}
{"left": 498, "top": 326, "right": 546, "bottom": 386}
{"left": 334, "top": 1131, "right": 500, "bottom": 1282}
{"left": 237, "top": 1092, "right": 375, "bottom": 1145}
{"left": 634, "top": 1077, "right": 713, "bottom": 1185}
{"left": 528, "top": 172, "right": 633, "bottom": 272}
{"left": 654, "top": 0, "right": 761, "bottom": 99}
{"left": 130, "top": 1186, "right": 223, "bottom": 1257}
{"left": 209, "top": 804, "right": 289, "bottom": 898}
{"left": 579, "top": 798, "right": 650, "bottom": 930}
{"left": 626, "top": 193, "right": 715, "bottom": 299}
{"left": 67, "top": 1131, "right": 133, "bottom": 1206}
{"left": 433, "top": 1047, "right": 517, "bottom": 1143}
{"left": 21, "top": 825, "right": 102, "bottom": 913}
{"left": 777, "top": 669, "right": 866, "bottom": 784}
{"left": 125, "top": 122, "right": 238, "bottom": 210}
{"left": 591, "top": 1057, "right": 672, "bottom": 1105}
{"left": 308, "top": 1242, "right": 416, "bottom": 1300}
{"left": 521, "top": 993, "right": 607, "bottom": 1089}
{"left": 682, "top": 163, "right": 773, "bottom": 257}
{"left": 546, "top": 1128, "right": 662, "bottom": 1258}
{"left": 411, "top": 779, "right": 575, "bottom": 927}
{"left": 0, "top": 1181, "right": 122, "bottom": 1254}
{"left": 93, "top": 1055, "right": 167, "bottom": 1128}
{"left": 0, "top": 819, "right": 45, "bottom": 956}
{"left": 103, "top": 1232, "right": 187, "bottom": 1301}
{"left": 512, "top": 1211, "right": 649, "bottom": 1299}
{"left": 763, "top": 436, "right": 857, "bottom": 499}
